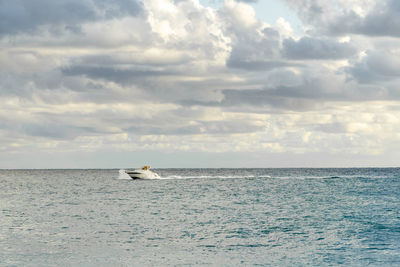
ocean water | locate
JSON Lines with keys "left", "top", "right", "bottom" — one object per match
{"left": 1, "top": 168, "right": 400, "bottom": 266}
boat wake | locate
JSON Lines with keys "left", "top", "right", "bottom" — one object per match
{"left": 118, "top": 169, "right": 133, "bottom": 180}
{"left": 118, "top": 169, "right": 273, "bottom": 180}
{"left": 160, "top": 175, "right": 271, "bottom": 180}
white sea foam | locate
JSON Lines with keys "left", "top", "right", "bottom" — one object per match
{"left": 118, "top": 170, "right": 271, "bottom": 180}
{"left": 118, "top": 169, "right": 132, "bottom": 180}
{"left": 161, "top": 175, "right": 271, "bottom": 180}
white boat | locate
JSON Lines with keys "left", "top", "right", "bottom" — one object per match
{"left": 125, "top": 166, "right": 160, "bottom": 179}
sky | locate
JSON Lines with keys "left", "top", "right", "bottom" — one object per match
{"left": 1, "top": 0, "right": 400, "bottom": 168}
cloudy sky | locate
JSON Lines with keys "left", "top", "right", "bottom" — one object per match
{"left": 1, "top": 0, "right": 400, "bottom": 168}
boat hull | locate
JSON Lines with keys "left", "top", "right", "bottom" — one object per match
{"left": 125, "top": 170, "right": 160, "bottom": 179}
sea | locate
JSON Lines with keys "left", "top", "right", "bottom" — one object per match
{"left": 1, "top": 168, "right": 399, "bottom": 266}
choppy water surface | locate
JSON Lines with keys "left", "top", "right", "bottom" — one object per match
{"left": 1, "top": 168, "right": 400, "bottom": 266}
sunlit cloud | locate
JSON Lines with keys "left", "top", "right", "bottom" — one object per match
{"left": 1, "top": 0, "right": 399, "bottom": 167}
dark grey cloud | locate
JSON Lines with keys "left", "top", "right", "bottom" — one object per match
{"left": 226, "top": 59, "right": 296, "bottom": 71}
{"left": 222, "top": 83, "right": 325, "bottom": 110}
{"left": 181, "top": 72, "right": 396, "bottom": 111}
{"left": 76, "top": 53, "right": 192, "bottom": 68}
{"left": 220, "top": 86, "right": 323, "bottom": 111}
{"left": 328, "top": 0, "right": 400, "bottom": 37}
{"left": 0, "top": 0, "right": 142, "bottom": 36}
{"left": 283, "top": 37, "right": 357, "bottom": 60}
{"left": 220, "top": 82, "right": 397, "bottom": 110}
{"left": 346, "top": 61, "right": 382, "bottom": 84}
{"left": 0, "top": 0, "right": 92, "bottom": 35}
{"left": 225, "top": 26, "right": 285, "bottom": 70}
{"left": 62, "top": 65, "right": 175, "bottom": 85}
{"left": 346, "top": 49, "right": 400, "bottom": 83}
{"left": 176, "top": 77, "right": 336, "bottom": 111}
{"left": 285, "top": 0, "right": 400, "bottom": 38}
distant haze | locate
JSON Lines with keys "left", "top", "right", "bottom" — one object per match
{"left": 1, "top": 0, "right": 399, "bottom": 168}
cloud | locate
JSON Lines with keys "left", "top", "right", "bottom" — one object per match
{"left": 62, "top": 65, "right": 176, "bottom": 85}
{"left": 346, "top": 47, "right": 400, "bottom": 85}
{"left": 221, "top": 88, "right": 320, "bottom": 111}
{"left": 283, "top": 37, "right": 357, "bottom": 60}
{"left": 0, "top": 0, "right": 142, "bottom": 36}
{"left": 1, "top": 0, "right": 400, "bottom": 167}
{"left": 219, "top": 2, "right": 286, "bottom": 71}
{"left": 225, "top": 27, "right": 289, "bottom": 70}
{"left": 284, "top": 0, "right": 400, "bottom": 37}
{"left": 329, "top": 0, "right": 400, "bottom": 37}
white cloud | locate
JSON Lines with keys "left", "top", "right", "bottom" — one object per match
{"left": 0, "top": 0, "right": 399, "bottom": 167}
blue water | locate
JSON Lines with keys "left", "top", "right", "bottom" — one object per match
{"left": 1, "top": 168, "right": 400, "bottom": 266}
